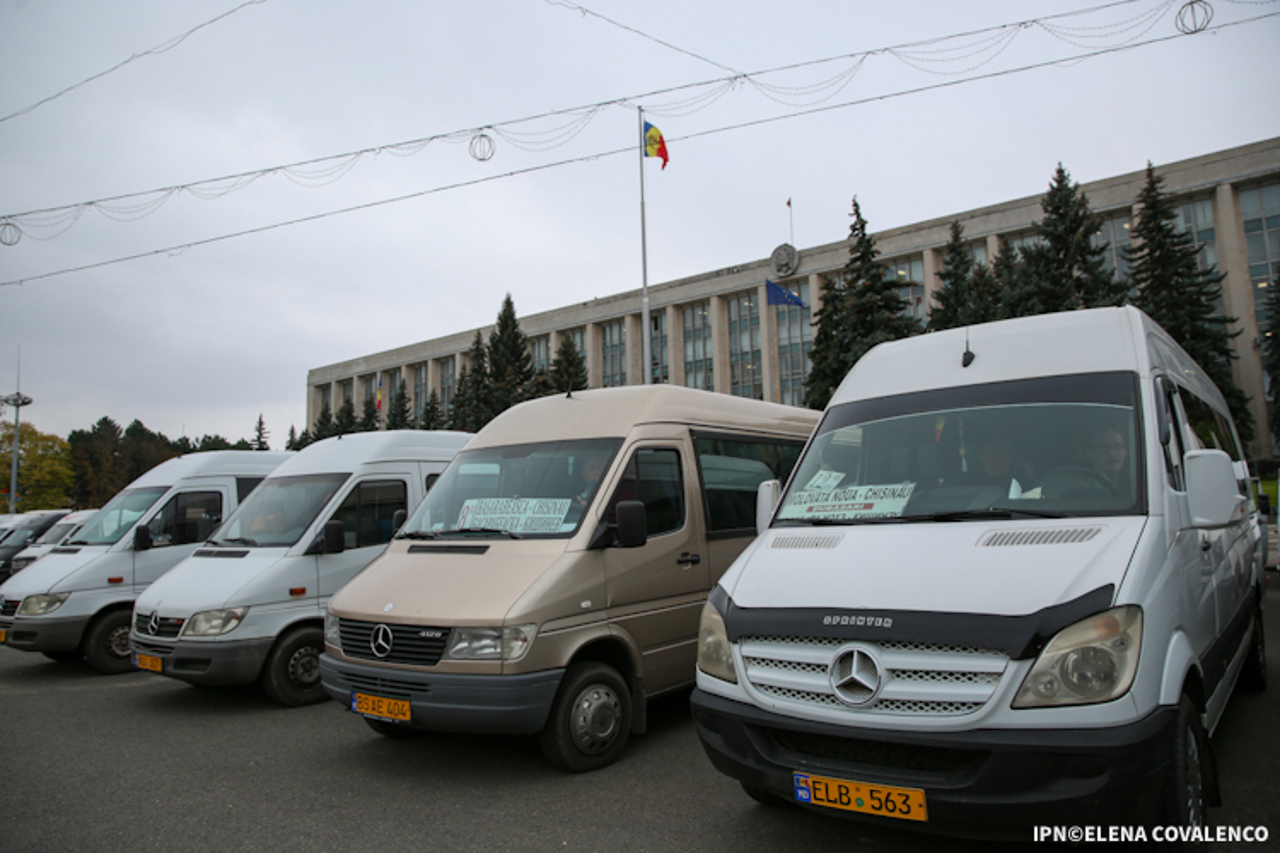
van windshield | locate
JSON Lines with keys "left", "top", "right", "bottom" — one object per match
{"left": 401, "top": 438, "right": 622, "bottom": 538}
{"left": 67, "top": 487, "right": 169, "bottom": 545}
{"left": 211, "top": 473, "right": 349, "bottom": 548}
{"left": 776, "top": 372, "right": 1144, "bottom": 525}
{"left": 34, "top": 519, "right": 79, "bottom": 546}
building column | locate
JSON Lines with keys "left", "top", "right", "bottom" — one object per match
{"left": 759, "top": 283, "right": 779, "bottom": 403}
{"left": 666, "top": 305, "right": 684, "bottom": 386}
{"left": 1214, "top": 182, "right": 1268, "bottom": 454}
{"left": 626, "top": 314, "right": 644, "bottom": 386}
{"left": 587, "top": 323, "right": 603, "bottom": 388}
{"left": 922, "top": 246, "right": 940, "bottom": 320}
{"left": 710, "top": 295, "right": 730, "bottom": 395}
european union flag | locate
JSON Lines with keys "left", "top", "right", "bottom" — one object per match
{"left": 766, "top": 279, "right": 806, "bottom": 308}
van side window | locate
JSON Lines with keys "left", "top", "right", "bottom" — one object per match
{"left": 1159, "top": 380, "right": 1186, "bottom": 492}
{"left": 425, "top": 474, "right": 440, "bottom": 493}
{"left": 236, "top": 477, "right": 265, "bottom": 503}
{"left": 609, "top": 448, "right": 685, "bottom": 536}
{"left": 1179, "top": 388, "right": 1244, "bottom": 461}
{"left": 147, "top": 491, "right": 223, "bottom": 547}
{"left": 334, "top": 480, "right": 408, "bottom": 548}
{"left": 693, "top": 434, "right": 806, "bottom": 534}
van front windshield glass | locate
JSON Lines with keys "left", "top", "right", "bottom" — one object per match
{"left": 401, "top": 438, "right": 622, "bottom": 538}
{"left": 776, "top": 372, "right": 1144, "bottom": 525}
{"left": 211, "top": 473, "right": 349, "bottom": 548}
{"left": 67, "top": 487, "right": 169, "bottom": 545}
{"left": 34, "top": 520, "right": 78, "bottom": 546}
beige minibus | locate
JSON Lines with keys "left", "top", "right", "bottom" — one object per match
{"left": 320, "top": 385, "right": 817, "bottom": 770}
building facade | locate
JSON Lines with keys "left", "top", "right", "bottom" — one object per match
{"left": 307, "top": 137, "right": 1280, "bottom": 455}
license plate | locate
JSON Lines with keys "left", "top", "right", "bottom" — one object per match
{"left": 352, "top": 691, "right": 411, "bottom": 722}
{"left": 134, "top": 653, "right": 162, "bottom": 672}
{"left": 794, "top": 772, "right": 928, "bottom": 822}
{"left": 0, "top": 629, "right": 6, "bottom": 643}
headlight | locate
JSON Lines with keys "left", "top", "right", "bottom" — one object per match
{"left": 324, "top": 611, "right": 342, "bottom": 651}
{"left": 697, "top": 597, "right": 737, "bottom": 684}
{"left": 182, "top": 607, "right": 249, "bottom": 637}
{"left": 17, "top": 592, "right": 71, "bottom": 616}
{"left": 1013, "top": 606, "right": 1142, "bottom": 708}
{"left": 445, "top": 625, "right": 537, "bottom": 661}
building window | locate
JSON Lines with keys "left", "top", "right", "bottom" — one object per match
{"left": 381, "top": 368, "right": 400, "bottom": 412}
{"left": 969, "top": 242, "right": 987, "bottom": 267}
{"left": 776, "top": 281, "right": 813, "bottom": 407}
{"left": 683, "top": 302, "right": 713, "bottom": 391}
{"left": 1242, "top": 183, "right": 1280, "bottom": 340}
{"left": 563, "top": 327, "right": 586, "bottom": 358}
{"left": 1094, "top": 212, "right": 1132, "bottom": 282}
{"left": 438, "top": 357, "right": 455, "bottom": 415}
{"left": 601, "top": 319, "right": 626, "bottom": 387}
{"left": 650, "top": 312, "right": 669, "bottom": 384}
{"left": 727, "top": 291, "right": 762, "bottom": 399}
{"left": 529, "top": 336, "right": 550, "bottom": 373}
{"left": 413, "top": 363, "right": 429, "bottom": 422}
{"left": 340, "top": 379, "right": 353, "bottom": 406}
{"left": 316, "top": 384, "right": 332, "bottom": 412}
{"left": 361, "top": 375, "right": 376, "bottom": 405}
{"left": 884, "top": 255, "right": 926, "bottom": 323}
{"left": 1174, "top": 197, "right": 1217, "bottom": 272}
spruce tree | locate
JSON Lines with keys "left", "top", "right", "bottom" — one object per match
{"left": 449, "top": 331, "right": 496, "bottom": 432}
{"left": 418, "top": 390, "right": 444, "bottom": 430}
{"left": 311, "top": 402, "right": 337, "bottom": 441}
{"left": 252, "top": 415, "right": 270, "bottom": 451}
{"left": 1008, "top": 164, "right": 1125, "bottom": 317}
{"left": 549, "top": 335, "right": 589, "bottom": 393}
{"left": 929, "top": 221, "right": 982, "bottom": 331}
{"left": 805, "top": 197, "right": 919, "bottom": 410}
{"left": 385, "top": 379, "right": 413, "bottom": 430}
{"left": 334, "top": 399, "right": 357, "bottom": 435}
{"left": 1129, "top": 163, "right": 1253, "bottom": 443}
{"left": 357, "top": 397, "right": 380, "bottom": 432}
{"left": 285, "top": 425, "right": 302, "bottom": 451}
{"left": 488, "top": 294, "right": 534, "bottom": 413}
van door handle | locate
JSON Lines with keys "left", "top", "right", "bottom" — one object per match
{"left": 677, "top": 552, "right": 701, "bottom": 567}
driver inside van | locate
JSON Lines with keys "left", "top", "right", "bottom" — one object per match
{"left": 1081, "top": 426, "right": 1129, "bottom": 490}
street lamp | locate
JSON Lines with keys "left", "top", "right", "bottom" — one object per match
{"left": 2, "top": 391, "right": 32, "bottom": 514}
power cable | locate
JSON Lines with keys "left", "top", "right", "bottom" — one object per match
{"left": 543, "top": 0, "right": 743, "bottom": 75}
{"left": 4, "top": 9, "right": 1275, "bottom": 289}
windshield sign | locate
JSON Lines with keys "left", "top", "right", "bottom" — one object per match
{"left": 777, "top": 372, "right": 1143, "bottom": 525}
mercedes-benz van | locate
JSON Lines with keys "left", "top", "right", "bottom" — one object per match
{"left": 130, "top": 430, "right": 469, "bottom": 706}
{"left": 0, "top": 451, "right": 290, "bottom": 673}
{"left": 320, "top": 386, "right": 818, "bottom": 771}
{"left": 691, "top": 306, "right": 1266, "bottom": 838}
{"left": 7, "top": 509, "right": 98, "bottom": 575}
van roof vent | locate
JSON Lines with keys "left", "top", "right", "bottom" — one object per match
{"left": 979, "top": 527, "right": 1103, "bottom": 547}
{"left": 770, "top": 533, "right": 844, "bottom": 550}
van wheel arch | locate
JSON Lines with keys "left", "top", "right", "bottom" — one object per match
{"left": 565, "top": 638, "right": 646, "bottom": 733}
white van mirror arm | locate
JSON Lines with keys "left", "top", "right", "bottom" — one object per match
{"left": 757, "top": 480, "right": 782, "bottom": 536}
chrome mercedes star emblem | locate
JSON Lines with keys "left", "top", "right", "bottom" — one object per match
{"left": 147, "top": 611, "right": 161, "bottom": 635}
{"left": 371, "top": 624, "right": 394, "bottom": 658}
{"left": 829, "top": 646, "right": 883, "bottom": 706}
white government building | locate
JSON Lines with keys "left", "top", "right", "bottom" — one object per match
{"left": 308, "top": 137, "right": 1280, "bottom": 455}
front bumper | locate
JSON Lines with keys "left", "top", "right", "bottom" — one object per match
{"left": 1, "top": 614, "right": 89, "bottom": 654}
{"left": 130, "top": 632, "right": 275, "bottom": 686}
{"left": 690, "top": 688, "right": 1177, "bottom": 840}
{"left": 320, "top": 653, "right": 564, "bottom": 736}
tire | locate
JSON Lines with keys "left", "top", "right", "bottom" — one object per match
{"left": 538, "top": 661, "right": 632, "bottom": 772}
{"left": 741, "top": 781, "right": 792, "bottom": 808}
{"left": 364, "top": 717, "right": 420, "bottom": 739}
{"left": 42, "top": 650, "right": 85, "bottom": 663}
{"left": 83, "top": 609, "right": 136, "bottom": 674}
{"left": 259, "top": 626, "right": 326, "bottom": 707}
{"left": 1160, "top": 695, "right": 1209, "bottom": 847}
{"left": 1240, "top": 604, "right": 1267, "bottom": 693}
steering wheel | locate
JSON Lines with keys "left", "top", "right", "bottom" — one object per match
{"left": 1041, "top": 466, "right": 1114, "bottom": 497}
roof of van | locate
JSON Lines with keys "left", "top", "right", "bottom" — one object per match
{"left": 831, "top": 305, "right": 1228, "bottom": 411}
{"left": 268, "top": 430, "right": 471, "bottom": 475}
{"left": 470, "top": 385, "right": 819, "bottom": 450}
{"left": 127, "top": 450, "right": 294, "bottom": 490}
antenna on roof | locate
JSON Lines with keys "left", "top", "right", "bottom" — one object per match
{"left": 962, "top": 327, "right": 975, "bottom": 368}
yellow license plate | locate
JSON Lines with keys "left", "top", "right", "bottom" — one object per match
{"left": 352, "top": 692, "right": 411, "bottom": 722}
{"left": 0, "top": 629, "right": 6, "bottom": 643}
{"left": 793, "top": 772, "right": 928, "bottom": 822}
{"left": 134, "top": 653, "right": 162, "bottom": 672}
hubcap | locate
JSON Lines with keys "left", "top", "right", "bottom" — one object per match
{"left": 288, "top": 645, "right": 320, "bottom": 688}
{"left": 569, "top": 684, "right": 621, "bottom": 754}
{"left": 108, "top": 625, "right": 132, "bottom": 660}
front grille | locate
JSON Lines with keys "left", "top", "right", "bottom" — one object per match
{"left": 1, "top": 599, "right": 18, "bottom": 617}
{"left": 340, "top": 671, "right": 428, "bottom": 700}
{"left": 132, "top": 639, "right": 174, "bottom": 655}
{"left": 740, "top": 636, "right": 1008, "bottom": 718}
{"left": 133, "top": 612, "right": 185, "bottom": 639}
{"left": 339, "top": 619, "right": 448, "bottom": 666}
{"left": 769, "top": 729, "right": 983, "bottom": 774}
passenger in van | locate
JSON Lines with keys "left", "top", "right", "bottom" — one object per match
{"left": 1080, "top": 426, "right": 1129, "bottom": 492}
{"left": 966, "top": 427, "right": 1034, "bottom": 499}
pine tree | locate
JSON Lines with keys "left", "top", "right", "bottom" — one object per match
{"left": 385, "top": 379, "right": 413, "bottom": 430}
{"left": 449, "top": 331, "right": 496, "bottom": 432}
{"left": 549, "top": 335, "right": 588, "bottom": 393}
{"left": 357, "top": 397, "right": 380, "bottom": 432}
{"left": 252, "top": 414, "right": 270, "bottom": 450}
{"left": 805, "top": 197, "right": 920, "bottom": 410}
{"left": 488, "top": 294, "right": 534, "bottom": 414}
{"left": 930, "top": 221, "right": 986, "bottom": 331}
{"left": 418, "top": 390, "right": 444, "bottom": 430}
{"left": 1008, "top": 164, "right": 1126, "bottom": 317}
{"left": 312, "top": 401, "right": 337, "bottom": 440}
{"left": 1129, "top": 163, "right": 1254, "bottom": 443}
{"left": 285, "top": 425, "right": 303, "bottom": 451}
{"left": 334, "top": 399, "right": 357, "bottom": 435}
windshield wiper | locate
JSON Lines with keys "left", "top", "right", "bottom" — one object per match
{"left": 453, "top": 527, "right": 524, "bottom": 539}
{"left": 213, "top": 536, "right": 261, "bottom": 547}
{"left": 910, "top": 508, "right": 1066, "bottom": 522}
{"left": 399, "top": 530, "right": 442, "bottom": 540}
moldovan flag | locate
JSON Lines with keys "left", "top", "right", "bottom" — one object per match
{"left": 376, "top": 375, "right": 383, "bottom": 411}
{"left": 643, "top": 121, "right": 669, "bottom": 169}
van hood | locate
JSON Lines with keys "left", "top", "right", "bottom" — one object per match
{"left": 724, "top": 518, "right": 1146, "bottom": 616}
{"left": 329, "top": 539, "right": 569, "bottom": 624}
{"left": 135, "top": 550, "right": 288, "bottom": 616}
{"left": 0, "top": 546, "right": 110, "bottom": 598}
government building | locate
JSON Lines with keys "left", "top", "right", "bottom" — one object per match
{"left": 307, "top": 137, "right": 1280, "bottom": 455}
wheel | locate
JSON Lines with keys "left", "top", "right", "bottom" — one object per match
{"left": 1160, "top": 695, "right": 1209, "bottom": 844}
{"left": 42, "top": 650, "right": 85, "bottom": 663}
{"left": 741, "top": 781, "right": 792, "bottom": 808}
{"left": 259, "top": 626, "right": 326, "bottom": 707}
{"left": 364, "top": 717, "right": 420, "bottom": 739}
{"left": 1240, "top": 603, "right": 1267, "bottom": 692}
{"left": 538, "top": 661, "right": 632, "bottom": 772}
{"left": 83, "top": 609, "right": 135, "bottom": 674}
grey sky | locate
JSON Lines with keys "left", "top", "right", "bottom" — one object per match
{"left": 1, "top": 0, "right": 1277, "bottom": 447}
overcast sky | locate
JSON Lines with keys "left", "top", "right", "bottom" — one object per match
{"left": 1, "top": 0, "right": 1277, "bottom": 448}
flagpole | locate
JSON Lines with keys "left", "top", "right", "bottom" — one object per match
{"left": 638, "top": 108, "right": 652, "bottom": 386}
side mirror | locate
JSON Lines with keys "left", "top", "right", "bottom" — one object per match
{"left": 614, "top": 501, "right": 647, "bottom": 548}
{"left": 392, "top": 509, "right": 408, "bottom": 534}
{"left": 1185, "top": 449, "right": 1246, "bottom": 529}
{"left": 133, "top": 525, "right": 153, "bottom": 552}
{"left": 323, "top": 519, "right": 346, "bottom": 554}
{"left": 756, "top": 479, "right": 782, "bottom": 535}
{"left": 1258, "top": 492, "right": 1272, "bottom": 516}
